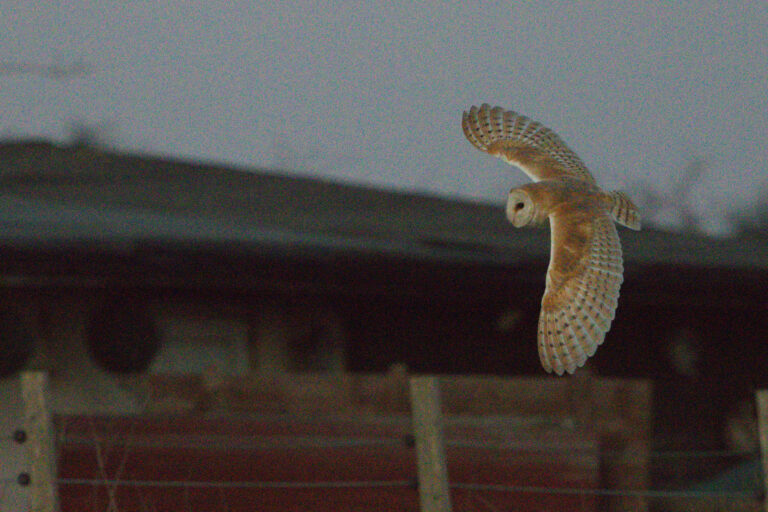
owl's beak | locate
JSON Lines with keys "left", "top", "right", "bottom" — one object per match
{"left": 506, "top": 209, "right": 517, "bottom": 226}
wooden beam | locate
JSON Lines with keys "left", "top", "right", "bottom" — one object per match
{"left": 21, "top": 371, "right": 59, "bottom": 512}
{"left": 410, "top": 376, "right": 452, "bottom": 512}
{"left": 756, "top": 389, "right": 768, "bottom": 512}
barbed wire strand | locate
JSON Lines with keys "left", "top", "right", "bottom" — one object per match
{"left": 56, "top": 413, "right": 414, "bottom": 428}
{"left": 59, "top": 434, "right": 404, "bottom": 450}
{"left": 58, "top": 478, "right": 414, "bottom": 490}
{"left": 55, "top": 434, "right": 759, "bottom": 462}
{"left": 450, "top": 482, "right": 757, "bottom": 500}
{"left": 51, "top": 412, "right": 759, "bottom": 460}
{"left": 447, "top": 440, "right": 757, "bottom": 460}
{"left": 54, "top": 477, "right": 760, "bottom": 501}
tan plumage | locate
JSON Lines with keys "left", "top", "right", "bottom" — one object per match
{"left": 462, "top": 104, "right": 641, "bottom": 375}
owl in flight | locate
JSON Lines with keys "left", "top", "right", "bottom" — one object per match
{"left": 462, "top": 104, "right": 641, "bottom": 375}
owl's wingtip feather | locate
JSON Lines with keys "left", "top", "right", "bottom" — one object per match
{"left": 608, "top": 190, "right": 642, "bottom": 230}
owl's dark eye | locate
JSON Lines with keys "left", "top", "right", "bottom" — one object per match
{"left": 515, "top": 202, "right": 525, "bottom": 211}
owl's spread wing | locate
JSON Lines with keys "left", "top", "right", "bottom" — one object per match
{"left": 462, "top": 104, "right": 596, "bottom": 184}
{"left": 537, "top": 210, "right": 623, "bottom": 375}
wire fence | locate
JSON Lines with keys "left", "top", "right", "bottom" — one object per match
{"left": 42, "top": 420, "right": 764, "bottom": 512}
{"left": 6, "top": 420, "right": 762, "bottom": 510}
{"left": 9, "top": 372, "right": 767, "bottom": 512}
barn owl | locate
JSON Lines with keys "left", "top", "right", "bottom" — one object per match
{"left": 462, "top": 104, "right": 641, "bottom": 375}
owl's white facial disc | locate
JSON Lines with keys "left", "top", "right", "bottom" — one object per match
{"left": 506, "top": 189, "right": 535, "bottom": 227}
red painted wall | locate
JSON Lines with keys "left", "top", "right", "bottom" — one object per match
{"left": 57, "top": 414, "right": 599, "bottom": 511}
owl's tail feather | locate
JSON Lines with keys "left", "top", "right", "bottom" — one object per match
{"left": 608, "top": 191, "right": 641, "bottom": 230}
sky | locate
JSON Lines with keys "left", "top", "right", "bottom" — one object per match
{"left": 1, "top": 1, "right": 766, "bottom": 234}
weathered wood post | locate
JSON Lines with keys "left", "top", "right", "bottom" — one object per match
{"left": 756, "top": 389, "right": 768, "bottom": 512}
{"left": 20, "top": 371, "right": 59, "bottom": 512}
{"left": 409, "top": 376, "right": 452, "bottom": 512}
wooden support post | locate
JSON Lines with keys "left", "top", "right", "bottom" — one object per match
{"left": 756, "top": 389, "right": 768, "bottom": 512}
{"left": 21, "top": 371, "right": 59, "bottom": 512}
{"left": 410, "top": 376, "right": 452, "bottom": 512}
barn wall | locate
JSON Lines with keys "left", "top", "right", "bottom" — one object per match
{"left": 0, "top": 288, "right": 351, "bottom": 511}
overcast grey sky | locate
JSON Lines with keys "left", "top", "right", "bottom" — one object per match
{"left": 1, "top": 1, "right": 766, "bottom": 233}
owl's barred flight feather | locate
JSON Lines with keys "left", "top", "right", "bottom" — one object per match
{"left": 462, "top": 104, "right": 641, "bottom": 375}
{"left": 539, "top": 214, "right": 623, "bottom": 374}
{"left": 608, "top": 191, "right": 641, "bottom": 230}
{"left": 462, "top": 104, "right": 596, "bottom": 184}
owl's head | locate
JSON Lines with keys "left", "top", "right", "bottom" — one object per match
{"left": 506, "top": 189, "right": 537, "bottom": 227}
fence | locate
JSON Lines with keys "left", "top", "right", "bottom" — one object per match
{"left": 6, "top": 371, "right": 766, "bottom": 511}
{"left": 1, "top": 430, "right": 30, "bottom": 512}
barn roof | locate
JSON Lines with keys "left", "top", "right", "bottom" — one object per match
{"left": 0, "top": 140, "right": 765, "bottom": 272}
